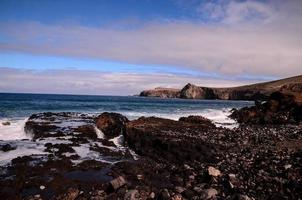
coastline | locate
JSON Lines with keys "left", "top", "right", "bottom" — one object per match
{"left": 0, "top": 92, "right": 301, "bottom": 199}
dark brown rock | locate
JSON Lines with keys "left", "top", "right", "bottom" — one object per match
{"left": 230, "top": 92, "right": 302, "bottom": 124}
{"left": 139, "top": 87, "right": 180, "bottom": 98}
{"left": 179, "top": 115, "right": 215, "bottom": 128}
{"left": 125, "top": 117, "right": 220, "bottom": 163}
{"left": 140, "top": 75, "right": 302, "bottom": 101}
{"left": 96, "top": 112, "right": 129, "bottom": 139}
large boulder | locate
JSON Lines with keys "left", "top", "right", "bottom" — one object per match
{"left": 179, "top": 115, "right": 215, "bottom": 128}
{"left": 230, "top": 92, "right": 302, "bottom": 124}
{"left": 96, "top": 112, "right": 129, "bottom": 139}
{"left": 125, "top": 117, "right": 220, "bottom": 163}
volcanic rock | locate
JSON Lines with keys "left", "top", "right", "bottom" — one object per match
{"left": 96, "top": 112, "right": 129, "bottom": 139}
{"left": 230, "top": 91, "right": 302, "bottom": 124}
{"left": 179, "top": 115, "right": 215, "bottom": 127}
{"left": 125, "top": 117, "right": 220, "bottom": 163}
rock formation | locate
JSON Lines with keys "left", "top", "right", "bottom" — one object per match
{"left": 230, "top": 91, "right": 302, "bottom": 124}
{"left": 96, "top": 112, "right": 129, "bottom": 139}
{"left": 140, "top": 75, "right": 302, "bottom": 101}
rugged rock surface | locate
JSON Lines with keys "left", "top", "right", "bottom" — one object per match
{"left": 139, "top": 87, "right": 181, "bottom": 98}
{"left": 1, "top": 111, "right": 302, "bottom": 199}
{"left": 180, "top": 83, "right": 216, "bottom": 99}
{"left": 125, "top": 117, "right": 220, "bottom": 163}
{"left": 96, "top": 112, "right": 129, "bottom": 139}
{"left": 178, "top": 115, "right": 216, "bottom": 127}
{"left": 230, "top": 92, "right": 302, "bottom": 124}
{"left": 140, "top": 75, "right": 302, "bottom": 101}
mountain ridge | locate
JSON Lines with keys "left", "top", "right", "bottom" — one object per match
{"left": 139, "top": 75, "right": 302, "bottom": 101}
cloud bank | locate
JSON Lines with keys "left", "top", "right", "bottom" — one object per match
{"left": 0, "top": 68, "right": 263, "bottom": 95}
{"left": 1, "top": 0, "right": 302, "bottom": 79}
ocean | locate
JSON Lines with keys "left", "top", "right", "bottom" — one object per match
{"left": 0, "top": 93, "right": 254, "bottom": 141}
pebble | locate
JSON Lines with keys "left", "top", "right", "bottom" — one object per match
{"left": 208, "top": 166, "right": 221, "bottom": 177}
{"left": 200, "top": 188, "right": 218, "bottom": 200}
{"left": 149, "top": 192, "right": 155, "bottom": 199}
{"left": 284, "top": 164, "right": 292, "bottom": 169}
{"left": 39, "top": 185, "right": 45, "bottom": 190}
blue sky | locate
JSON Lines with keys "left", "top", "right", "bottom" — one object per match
{"left": 0, "top": 0, "right": 302, "bottom": 95}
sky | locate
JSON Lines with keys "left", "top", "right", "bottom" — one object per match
{"left": 0, "top": 0, "right": 302, "bottom": 95}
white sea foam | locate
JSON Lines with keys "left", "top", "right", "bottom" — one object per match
{"left": 0, "top": 140, "right": 47, "bottom": 165}
{"left": 119, "top": 108, "right": 237, "bottom": 128}
{"left": 0, "top": 118, "right": 30, "bottom": 140}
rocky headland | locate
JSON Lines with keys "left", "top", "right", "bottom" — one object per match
{"left": 139, "top": 75, "right": 302, "bottom": 101}
{"left": 0, "top": 92, "right": 302, "bottom": 200}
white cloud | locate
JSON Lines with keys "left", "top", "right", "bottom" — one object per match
{"left": 0, "top": 68, "right": 264, "bottom": 95}
{"left": 0, "top": 0, "right": 302, "bottom": 79}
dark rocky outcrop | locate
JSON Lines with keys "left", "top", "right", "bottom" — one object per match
{"left": 2, "top": 111, "right": 302, "bottom": 199}
{"left": 139, "top": 87, "right": 181, "bottom": 98}
{"left": 140, "top": 75, "right": 302, "bottom": 101}
{"left": 96, "top": 112, "right": 129, "bottom": 139}
{"left": 178, "top": 115, "right": 215, "bottom": 127}
{"left": 230, "top": 91, "right": 302, "bottom": 124}
{"left": 125, "top": 117, "right": 221, "bottom": 163}
{"left": 180, "top": 83, "right": 216, "bottom": 99}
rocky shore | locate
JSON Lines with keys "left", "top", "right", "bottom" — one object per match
{"left": 0, "top": 93, "right": 302, "bottom": 200}
{"left": 139, "top": 75, "right": 302, "bottom": 101}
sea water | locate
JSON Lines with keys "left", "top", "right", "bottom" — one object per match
{"left": 0, "top": 92, "right": 254, "bottom": 140}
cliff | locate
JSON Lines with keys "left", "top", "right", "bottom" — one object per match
{"left": 140, "top": 75, "right": 302, "bottom": 101}
{"left": 139, "top": 87, "right": 180, "bottom": 98}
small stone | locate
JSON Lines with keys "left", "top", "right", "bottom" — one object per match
{"left": 39, "top": 185, "right": 45, "bottom": 190}
{"left": 200, "top": 188, "right": 218, "bottom": 200}
{"left": 2, "top": 121, "right": 10, "bottom": 126}
{"left": 171, "top": 194, "right": 183, "bottom": 200}
{"left": 189, "top": 175, "right": 195, "bottom": 180}
{"left": 208, "top": 166, "right": 221, "bottom": 177}
{"left": 184, "top": 164, "right": 192, "bottom": 170}
{"left": 284, "top": 164, "right": 292, "bottom": 169}
{"left": 34, "top": 194, "right": 41, "bottom": 198}
{"left": 149, "top": 192, "right": 155, "bottom": 199}
{"left": 159, "top": 189, "right": 170, "bottom": 200}
{"left": 237, "top": 194, "right": 252, "bottom": 200}
{"left": 174, "top": 186, "right": 186, "bottom": 193}
{"left": 109, "top": 176, "right": 127, "bottom": 190}
{"left": 137, "top": 174, "right": 143, "bottom": 180}
{"left": 124, "top": 189, "right": 139, "bottom": 200}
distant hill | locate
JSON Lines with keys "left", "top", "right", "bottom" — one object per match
{"left": 139, "top": 75, "right": 302, "bottom": 101}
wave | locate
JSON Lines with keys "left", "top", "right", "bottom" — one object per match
{"left": 0, "top": 118, "right": 30, "bottom": 141}
{"left": 119, "top": 108, "right": 237, "bottom": 128}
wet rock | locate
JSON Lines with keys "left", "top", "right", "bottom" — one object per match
{"left": 230, "top": 92, "right": 302, "bottom": 124}
{"left": 96, "top": 112, "right": 129, "bottom": 139}
{"left": 0, "top": 143, "right": 16, "bottom": 152}
{"left": 74, "top": 124, "right": 97, "bottom": 139}
{"left": 200, "top": 188, "right": 218, "bottom": 200}
{"left": 1, "top": 121, "right": 10, "bottom": 126}
{"left": 179, "top": 115, "right": 215, "bottom": 127}
{"left": 125, "top": 117, "right": 220, "bottom": 163}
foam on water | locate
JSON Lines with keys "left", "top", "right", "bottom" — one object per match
{"left": 119, "top": 108, "right": 237, "bottom": 128}
{"left": 0, "top": 118, "right": 30, "bottom": 140}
